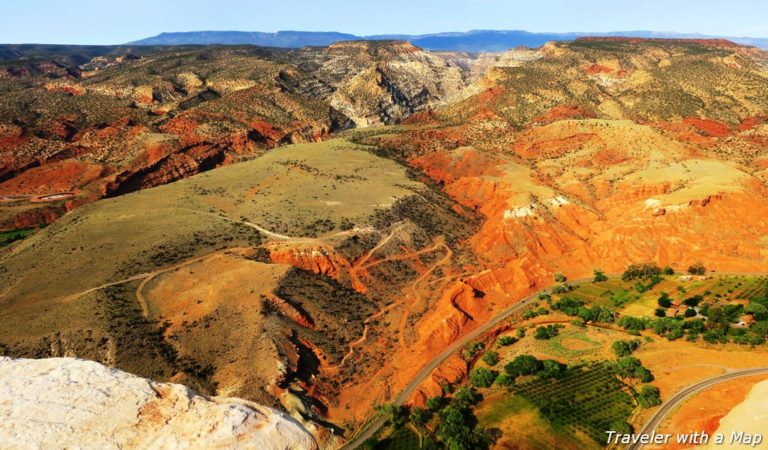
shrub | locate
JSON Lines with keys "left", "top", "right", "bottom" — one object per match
{"left": 469, "top": 367, "right": 497, "bottom": 388}
{"left": 482, "top": 351, "right": 499, "bottom": 366}
{"left": 495, "top": 373, "right": 514, "bottom": 387}
{"left": 593, "top": 269, "right": 608, "bottom": 282}
{"left": 453, "top": 386, "right": 480, "bottom": 407}
{"left": 611, "top": 339, "right": 641, "bottom": 357}
{"left": 498, "top": 336, "right": 516, "bottom": 346}
{"left": 534, "top": 325, "right": 561, "bottom": 340}
{"left": 539, "top": 360, "right": 566, "bottom": 379}
{"left": 688, "top": 264, "right": 706, "bottom": 275}
{"left": 683, "top": 295, "right": 703, "bottom": 307}
{"left": 462, "top": 342, "right": 484, "bottom": 361}
{"left": 637, "top": 385, "right": 662, "bottom": 408}
{"left": 622, "top": 263, "right": 661, "bottom": 281}
{"left": 554, "top": 272, "right": 567, "bottom": 283}
{"left": 504, "top": 355, "right": 542, "bottom": 377}
{"left": 426, "top": 396, "right": 444, "bottom": 411}
{"left": 658, "top": 292, "right": 672, "bottom": 308}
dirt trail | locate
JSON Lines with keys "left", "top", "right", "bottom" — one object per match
{"left": 59, "top": 251, "right": 235, "bottom": 317}
{"left": 398, "top": 239, "right": 452, "bottom": 349}
{"left": 328, "top": 231, "right": 447, "bottom": 371}
{"left": 176, "top": 207, "right": 295, "bottom": 240}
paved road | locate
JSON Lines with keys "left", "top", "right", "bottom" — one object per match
{"left": 627, "top": 367, "right": 768, "bottom": 450}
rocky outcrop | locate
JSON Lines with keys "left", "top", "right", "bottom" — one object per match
{"left": 0, "top": 357, "right": 317, "bottom": 450}
{"left": 702, "top": 379, "right": 768, "bottom": 450}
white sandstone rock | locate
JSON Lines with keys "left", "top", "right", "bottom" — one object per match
{"left": 0, "top": 357, "right": 317, "bottom": 450}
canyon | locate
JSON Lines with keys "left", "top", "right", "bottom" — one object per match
{"left": 2, "top": 37, "right": 768, "bottom": 448}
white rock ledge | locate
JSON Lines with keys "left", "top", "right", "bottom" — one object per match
{"left": 0, "top": 357, "right": 317, "bottom": 450}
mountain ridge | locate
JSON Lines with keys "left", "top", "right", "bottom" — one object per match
{"left": 128, "top": 29, "right": 768, "bottom": 51}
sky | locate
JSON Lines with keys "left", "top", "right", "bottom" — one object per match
{"left": 2, "top": 0, "right": 768, "bottom": 45}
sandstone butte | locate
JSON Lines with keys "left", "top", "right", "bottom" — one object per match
{"left": 0, "top": 357, "right": 317, "bottom": 450}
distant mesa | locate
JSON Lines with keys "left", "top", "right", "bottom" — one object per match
{"left": 127, "top": 29, "right": 768, "bottom": 51}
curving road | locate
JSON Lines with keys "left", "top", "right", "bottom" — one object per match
{"left": 627, "top": 367, "right": 768, "bottom": 450}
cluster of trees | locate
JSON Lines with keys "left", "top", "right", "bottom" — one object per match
{"left": 550, "top": 297, "right": 616, "bottom": 324}
{"left": 497, "top": 335, "right": 517, "bottom": 346}
{"left": 611, "top": 339, "right": 641, "bottom": 357}
{"left": 608, "top": 337, "right": 661, "bottom": 409}
{"left": 534, "top": 324, "right": 563, "bottom": 340}
{"left": 636, "top": 385, "right": 662, "bottom": 408}
{"left": 622, "top": 264, "right": 662, "bottom": 281}
{"left": 469, "top": 354, "right": 569, "bottom": 389}
{"left": 522, "top": 306, "right": 549, "bottom": 320}
{"left": 377, "top": 386, "right": 495, "bottom": 450}
{"left": 612, "top": 356, "right": 653, "bottom": 382}
{"left": 462, "top": 342, "right": 484, "bottom": 362}
{"left": 504, "top": 354, "right": 567, "bottom": 381}
{"left": 617, "top": 300, "right": 768, "bottom": 345}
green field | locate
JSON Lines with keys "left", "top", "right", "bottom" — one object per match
{"left": 544, "top": 330, "right": 604, "bottom": 359}
{"left": 511, "top": 362, "right": 635, "bottom": 444}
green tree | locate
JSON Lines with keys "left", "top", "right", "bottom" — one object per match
{"left": 504, "top": 355, "right": 542, "bottom": 377}
{"left": 469, "top": 367, "right": 497, "bottom": 388}
{"left": 495, "top": 373, "right": 514, "bottom": 387}
{"left": 409, "top": 406, "right": 430, "bottom": 429}
{"left": 377, "top": 403, "right": 408, "bottom": 428}
{"left": 437, "top": 404, "right": 490, "bottom": 450}
{"left": 658, "top": 292, "right": 672, "bottom": 308}
{"left": 482, "top": 351, "right": 499, "bottom": 366}
{"left": 622, "top": 263, "right": 661, "bottom": 281}
{"left": 688, "top": 263, "right": 706, "bottom": 275}
{"left": 462, "top": 342, "right": 484, "bottom": 361}
{"left": 593, "top": 269, "right": 608, "bottom": 282}
{"left": 497, "top": 335, "right": 516, "bottom": 346}
{"left": 453, "top": 387, "right": 480, "bottom": 408}
{"left": 426, "top": 396, "right": 444, "bottom": 412}
{"left": 611, "top": 339, "right": 641, "bottom": 357}
{"left": 613, "top": 356, "right": 653, "bottom": 382}
{"left": 637, "top": 385, "right": 662, "bottom": 408}
{"left": 539, "top": 360, "right": 566, "bottom": 379}
{"left": 534, "top": 325, "right": 561, "bottom": 340}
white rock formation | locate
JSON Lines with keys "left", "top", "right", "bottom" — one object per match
{"left": 701, "top": 378, "right": 768, "bottom": 450}
{"left": 0, "top": 357, "right": 317, "bottom": 450}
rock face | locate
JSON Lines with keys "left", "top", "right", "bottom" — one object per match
{"left": 0, "top": 357, "right": 317, "bottom": 450}
{"left": 703, "top": 379, "right": 768, "bottom": 450}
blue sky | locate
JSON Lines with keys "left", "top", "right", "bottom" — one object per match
{"left": 2, "top": 0, "right": 768, "bottom": 44}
